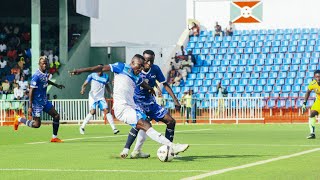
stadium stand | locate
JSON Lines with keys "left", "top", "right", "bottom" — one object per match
{"left": 166, "top": 28, "right": 318, "bottom": 109}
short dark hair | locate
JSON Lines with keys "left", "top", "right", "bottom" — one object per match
{"left": 315, "top": 70, "right": 320, "bottom": 75}
{"left": 133, "top": 54, "right": 145, "bottom": 61}
{"left": 143, "top": 50, "right": 155, "bottom": 56}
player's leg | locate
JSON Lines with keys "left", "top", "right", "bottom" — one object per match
{"left": 80, "top": 100, "right": 96, "bottom": 134}
{"left": 100, "top": 100, "right": 119, "bottom": 134}
{"left": 307, "top": 107, "right": 319, "bottom": 139}
{"left": 46, "top": 103, "right": 63, "bottom": 142}
{"left": 14, "top": 105, "right": 42, "bottom": 130}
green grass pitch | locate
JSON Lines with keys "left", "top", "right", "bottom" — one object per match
{"left": 1, "top": 124, "right": 320, "bottom": 180}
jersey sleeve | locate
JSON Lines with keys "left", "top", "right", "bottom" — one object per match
{"left": 308, "top": 81, "right": 315, "bottom": 91}
{"left": 30, "top": 74, "right": 39, "bottom": 88}
{"left": 154, "top": 65, "right": 166, "bottom": 83}
{"left": 109, "top": 62, "right": 125, "bottom": 73}
{"left": 86, "top": 74, "right": 93, "bottom": 83}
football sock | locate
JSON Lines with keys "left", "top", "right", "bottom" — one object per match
{"left": 124, "top": 127, "right": 138, "bottom": 149}
{"left": 133, "top": 130, "right": 147, "bottom": 152}
{"left": 81, "top": 113, "right": 93, "bottom": 129}
{"left": 309, "top": 117, "right": 316, "bottom": 134}
{"left": 18, "top": 117, "right": 34, "bottom": 128}
{"left": 53, "top": 120, "right": 59, "bottom": 137}
{"left": 146, "top": 127, "right": 172, "bottom": 147}
{"left": 165, "top": 127, "right": 175, "bottom": 142}
{"left": 106, "top": 113, "right": 116, "bottom": 130}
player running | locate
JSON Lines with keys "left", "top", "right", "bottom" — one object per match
{"left": 302, "top": 70, "right": 320, "bottom": 139}
{"left": 79, "top": 67, "right": 119, "bottom": 135}
{"left": 70, "top": 54, "right": 189, "bottom": 155}
{"left": 120, "top": 50, "right": 181, "bottom": 159}
{"left": 14, "top": 56, "right": 65, "bottom": 142}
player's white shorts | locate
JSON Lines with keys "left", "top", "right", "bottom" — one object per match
{"left": 89, "top": 97, "right": 108, "bottom": 111}
{"left": 113, "top": 105, "right": 147, "bottom": 127}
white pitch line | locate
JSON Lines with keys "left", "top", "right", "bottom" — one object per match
{"left": 189, "top": 143, "right": 320, "bottom": 147}
{"left": 25, "top": 128, "right": 212, "bottom": 145}
{"left": 0, "top": 168, "right": 208, "bottom": 173}
{"left": 182, "top": 148, "right": 320, "bottom": 180}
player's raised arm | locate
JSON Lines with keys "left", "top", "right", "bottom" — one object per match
{"left": 69, "top": 64, "right": 111, "bottom": 75}
{"left": 48, "top": 80, "right": 65, "bottom": 89}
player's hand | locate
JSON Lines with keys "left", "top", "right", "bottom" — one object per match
{"left": 302, "top": 102, "right": 307, "bottom": 114}
{"left": 28, "top": 107, "right": 32, "bottom": 117}
{"left": 148, "top": 89, "right": 156, "bottom": 96}
{"left": 69, "top": 69, "right": 81, "bottom": 76}
{"left": 57, "top": 84, "right": 65, "bottom": 89}
{"left": 80, "top": 89, "right": 85, "bottom": 95}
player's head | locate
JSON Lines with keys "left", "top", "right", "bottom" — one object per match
{"left": 38, "top": 56, "right": 48, "bottom": 72}
{"left": 314, "top": 70, "right": 320, "bottom": 83}
{"left": 143, "top": 50, "right": 155, "bottom": 70}
{"left": 131, "top": 54, "right": 145, "bottom": 75}
{"left": 97, "top": 64, "right": 103, "bottom": 76}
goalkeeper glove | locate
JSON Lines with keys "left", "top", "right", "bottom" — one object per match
{"left": 302, "top": 102, "right": 307, "bottom": 114}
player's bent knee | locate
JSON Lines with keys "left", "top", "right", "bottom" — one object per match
{"left": 137, "top": 119, "right": 151, "bottom": 131}
{"left": 33, "top": 122, "right": 41, "bottom": 128}
{"left": 54, "top": 114, "right": 60, "bottom": 121}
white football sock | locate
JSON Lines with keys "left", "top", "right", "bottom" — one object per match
{"left": 146, "top": 128, "right": 172, "bottom": 147}
{"left": 133, "top": 130, "right": 147, "bottom": 152}
{"left": 81, "top": 113, "right": 93, "bottom": 129}
{"left": 106, "top": 113, "right": 116, "bottom": 130}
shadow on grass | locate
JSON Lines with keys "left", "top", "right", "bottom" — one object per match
{"left": 175, "top": 154, "right": 266, "bottom": 161}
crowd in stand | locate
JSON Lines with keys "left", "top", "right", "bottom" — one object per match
{"left": 189, "top": 21, "right": 235, "bottom": 37}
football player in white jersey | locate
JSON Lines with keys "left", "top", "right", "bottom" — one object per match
{"left": 70, "top": 54, "right": 189, "bottom": 155}
{"left": 79, "top": 66, "right": 119, "bottom": 135}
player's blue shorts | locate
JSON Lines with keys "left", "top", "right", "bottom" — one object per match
{"left": 90, "top": 99, "right": 108, "bottom": 111}
{"left": 32, "top": 101, "right": 53, "bottom": 117}
{"left": 129, "top": 108, "right": 147, "bottom": 127}
{"left": 135, "top": 99, "right": 168, "bottom": 122}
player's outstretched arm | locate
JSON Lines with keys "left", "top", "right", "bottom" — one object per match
{"left": 106, "top": 84, "right": 112, "bottom": 97}
{"left": 48, "top": 80, "right": 65, "bottom": 89}
{"left": 163, "top": 82, "right": 181, "bottom": 110}
{"left": 69, "top": 65, "right": 111, "bottom": 75}
{"left": 302, "top": 89, "right": 312, "bottom": 114}
{"left": 141, "top": 81, "right": 156, "bottom": 96}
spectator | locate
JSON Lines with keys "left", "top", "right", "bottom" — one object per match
{"left": 49, "top": 60, "right": 59, "bottom": 75}
{"left": 13, "top": 84, "right": 24, "bottom": 100}
{"left": 17, "top": 76, "right": 28, "bottom": 91}
{"left": 177, "top": 46, "right": 187, "bottom": 56}
{"left": 187, "top": 50, "right": 196, "bottom": 64}
{"left": 216, "top": 82, "right": 228, "bottom": 97}
{"left": 22, "top": 91, "right": 29, "bottom": 100}
{"left": 7, "top": 47, "right": 17, "bottom": 61}
{"left": 24, "top": 47, "right": 31, "bottom": 59}
{"left": 0, "top": 86, "right": 3, "bottom": 95}
{"left": 180, "top": 91, "right": 187, "bottom": 117}
{"left": 2, "top": 80, "right": 10, "bottom": 94}
{"left": 214, "top": 22, "right": 223, "bottom": 37}
{"left": 48, "top": 50, "right": 54, "bottom": 64}
{"left": 226, "top": 21, "right": 235, "bottom": 36}
{"left": 18, "top": 57, "right": 25, "bottom": 70}
{"left": 167, "top": 69, "right": 181, "bottom": 86}
{"left": 0, "top": 57, "right": 7, "bottom": 69}
{"left": 23, "top": 66, "right": 30, "bottom": 78}
{"left": 184, "top": 89, "right": 196, "bottom": 123}
{"left": 0, "top": 41, "right": 7, "bottom": 55}
{"left": 170, "top": 56, "right": 182, "bottom": 71}
{"left": 24, "top": 57, "right": 31, "bottom": 69}
{"left": 11, "top": 64, "right": 21, "bottom": 81}
{"left": 181, "top": 57, "right": 194, "bottom": 74}
{"left": 179, "top": 66, "right": 188, "bottom": 82}
{"left": 53, "top": 94, "right": 58, "bottom": 99}
{"left": 189, "top": 22, "right": 200, "bottom": 37}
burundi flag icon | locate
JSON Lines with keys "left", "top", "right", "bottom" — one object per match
{"left": 230, "top": 1, "right": 263, "bottom": 23}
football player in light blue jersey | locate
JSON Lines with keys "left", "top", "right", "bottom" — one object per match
{"left": 14, "top": 57, "right": 65, "bottom": 143}
{"left": 79, "top": 66, "right": 119, "bottom": 135}
{"left": 121, "top": 50, "right": 182, "bottom": 159}
{"left": 70, "top": 54, "right": 189, "bottom": 156}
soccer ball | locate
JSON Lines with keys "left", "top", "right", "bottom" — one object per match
{"left": 157, "top": 145, "right": 174, "bottom": 162}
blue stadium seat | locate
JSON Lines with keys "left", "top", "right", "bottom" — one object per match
{"left": 195, "top": 60, "right": 204, "bottom": 67}
{"left": 203, "top": 80, "right": 212, "bottom": 87}
{"left": 297, "top": 46, "right": 305, "bottom": 53}
{"left": 270, "top": 93, "right": 279, "bottom": 98}
{"left": 236, "top": 86, "right": 245, "bottom": 93}
{"left": 206, "top": 36, "right": 214, "bottom": 42}
{"left": 306, "top": 45, "right": 314, "bottom": 52}
{"left": 290, "top": 65, "right": 299, "bottom": 71}
{"left": 198, "top": 36, "right": 207, "bottom": 42}
{"left": 242, "top": 73, "right": 250, "bottom": 79}
{"left": 230, "top": 59, "right": 238, "bottom": 66}
{"left": 262, "top": 47, "right": 270, "bottom": 53}
{"left": 187, "top": 73, "right": 196, "bottom": 80}
{"left": 253, "top": 47, "right": 261, "bottom": 54}
{"left": 247, "top": 59, "right": 256, "bottom": 66}
{"left": 292, "top": 85, "right": 301, "bottom": 93}
{"left": 232, "top": 54, "right": 241, "bottom": 59}
{"left": 212, "top": 60, "right": 220, "bottom": 66}
{"left": 223, "top": 73, "right": 232, "bottom": 79}
{"left": 246, "top": 66, "right": 254, "bottom": 73}
{"left": 227, "top": 48, "right": 235, "bottom": 54}
{"left": 288, "top": 72, "right": 296, "bottom": 79}
{"left": 224, "top": 54, "right": 232, "bottom": 59}
{"left": 186, "top": 42, "right": 195, "bottom": 49}
{"left": 189, "top": 36, "right": 198, "bottom": 42}
{"left": 208, "top": 67, "right": 217, "bottom": 73}
{"left": 242, "top": 54, "right": 250, "bottom": 59}
{"left": 218, "top": 66, "right": 227, "bottom": 72}
{"left": 265, "top": 58, "right": 273, "bottom": 65}
{"left": 229, "top": 41, "right": 238, "bottom": 48}
{"left": 230, "top": 79, "right": 239, "bottom": 86}
{"left": 245, "top": 86, "right": 254, "bottom": 93}
{"left": 253, "top": 65, "right": 263, "bottom": 73}
{"left": 199, "top": 30, "right": 208, "bottom": 36}
{"left": 233, "top": 73, "right": 242, "bottom": 78}
{"left": 298, "top": 40, "right": 307, "bottom": 46}
{"left": 247, "top": 41, "right": 255, "bottom": 47}
{"left": 278, "top": 72, "right": 287, "bottom": 79}
{"left": 221, "top": 42, "right": 229, "bottom": 48}
{"left": 215, "top": 73, "right": 223, "bottom": 79}
{"left": 238, "top": 59, "right": 247, "bottom": 66}
{"left": 273, "top": 86, "right": 282, "bottom": 93}
{"left": 282, "top": 85, "right": 291, "bottom": 93}
{"left": 274, "top": 58, "right": 282, "bottom": 65}
{"left": 303, "top": 52, "right": 311, "bottom": 58}
{"left": 254, "top": 86, "right": 263, "bottom": 93}
{"left": 288, "top": 46, "right": 296, "bottom": 53}
{"left": 300, "top": 65, "right": 308, "bottom": 71}
{"left": 275, "top": 34, "right": 283, "bottom": 40}
{"left": 223, "top": 36, "right": 232, "bottom": 42}
{"left": 208, "top": 86, "right": 217, "bottom": 93}
{"left": 301, "top": 86, "right": 308, "bottom": 93}
{"left": 202, "top": 60, "right": 211, "bottom": 66}
{"left": 310, "top": 57, "right": 319, "bottom": 64}
{"left": 277, "top": 99, "right": 286, "bottom": 108}
{"left": 309, "top": 65, "right": 317, "bottom": 71}
{"left": 244, "top": 48, "right": 253, "bottom": 54}
{"left": 196, "top": 93, "right": 205, "bottom": 99}
{"left": 227, "top": 66, "right": 236, "bottom": 73}
{"left": 201, "top": 48, "right": 209, "bottom": 54}
{"left": 291, "top": 58, "right": 300, "bottom": 64}
{"left": 209, "top": 48, "right": 218, "bottom": 54}
{"left": 227, "top": 86, "right": 235, "bottom": 93}
{"left": 192, "top": 48, "right": 200, "bottom": 55}
{"left": 221, "top": 79, "right": 229, "bottom": 86}
{"left": 250, "top": 73, "right": 259, "bottom": 79}
{"left": 192, "top": 67, "right": 200, "bottom": 73}
{"left": 267, "top": 79, "right": 275, "bottom": 85}
{"left": 276, "top": 79, "right": 284, "bottom": 85}
{"left": 206, "top": 73, "right": 214, "bottom": 79}
{"left": 271, "top": 66, "right": 280, "bottom": 72}
{"left": 196, "top": 73, "right": 205, "bottom": 79}
{"left": 221, "top": 60, "right": 229, "bottom": 66}
{"left": 257, "top": 35, "right": 265, "bottom": 41}
{"left": 297, "top": 72, "right": 306, "bottom": 78}
{"left": 205, "top": 55, "right": 214, "bottom": 61}
{"left": 267, "top": 99, "right": 276, "bottom": 108}
{"left": 306, "top": 72, "right": 314, "bottom": 78}
{"left": 185, "top": 80, "right": 194, "bottom": 87}
{"left": 172, "top": 87, "right": 180, "bottom": 94}
{"left": 236, "top": 48, "right": 243, "bottom": 54}
{"left": 269, "top": 72, "right": 278, "bottom": 78}
{"left": 256, "top": 59, "right": 265, "bottom": 65}
{"left": 205, "top": 93, "right": 213, "bottom": 99}
{"left": 195, "top": 42, "right": 203, "bottom": 48}
{"left": 270, "top": 47, "right": 279, "bottom": 53}
{"left": 212, "top": 42, "right": 220, "bottom": 48}
{"left": 294, "top": 78, "right": 303, "bottom": 85}
{"left": 252, "top": 93, "right": 261, "bottom": 97}
{"left": 260, "top": 72, "right": 269, "bottom": 79}
{"left": 239, "top": 79, "right": 248, "bottom": 86}
{"left": 279, "top": 46, "right": 287, "bottom": 53}
{"left": 198, "top": 55, "right": 206, "bottom": 61}
{"left": 250, "top": 54, "right": 258, "bottom": 59}
{"left": 312, "top": 52, "right": 320, "bottom": 58}
{"left": 280, "top": 65, "right": 289, "bottom": 72}
{"left": 200, "top": 66, "right": 209, "bottom": 73}
{"left": 262, "top": 65, "right": 272, "bottom": 72}
{"left": 280, "top": 93, "right": 289, "bottom": 98}
{"left": 199, "top": 87, "right": 208, "bottom": 93}
{"left": 257, "top": 79, "right": 266, "bottom": 85}
{"left": 249, "top": 79, "right": 257, "bottom": 85}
